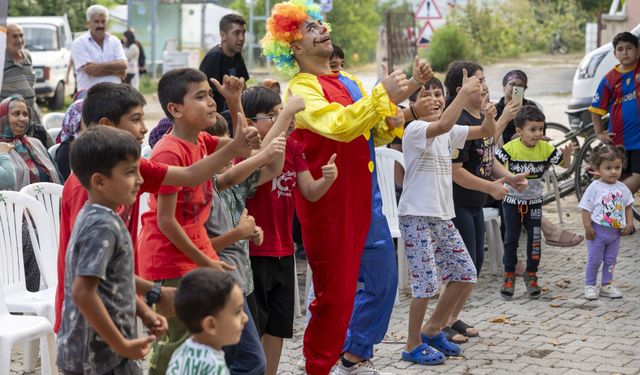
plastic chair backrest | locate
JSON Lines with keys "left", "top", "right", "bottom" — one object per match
{"left": 141, "top": 144, "right": 152, "bottom": 159}
{"left": 47, "top": 144, "right": 60, "bottom": 160}
{"left": 41, "top": 112, "right": 65, "bottom": 130}
{"left": 46, "top": 128, "right": 61, "bottom": 143}
{"left": 138, "top": 192, "right": 150, "bottom": 235}
{"left": 0, "top": 284, "right": 8, "bottom": 315}
{"left": 0, "top": 191, "right": 56, "bottom": 292}
{"left": 20, "top": 183, "right": 63, "bottom": 251}
{"left": 375, "top": 147, "right": 405, "bottom": 234}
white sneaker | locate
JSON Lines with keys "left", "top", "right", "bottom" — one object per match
{"left": 297, "top": 357, "right": 306, "bottom": 370}
{"left": 331, "top": 360, "right": 393, "bottom": 375}
{"left": 584, "top": 285, "right": 598, "bottom": 300}
{"left": 599, "top": 284, "right": 623, "bottom": 298}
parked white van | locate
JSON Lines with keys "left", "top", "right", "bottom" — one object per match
{"left": 567, "top": 23, "right": 640, "bottom": 129}
{"left": 8, "top": 16, "right": 75, "bottom": 110}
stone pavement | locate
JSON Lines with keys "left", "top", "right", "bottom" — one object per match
{"left": 277, "top": 194, "right": 640, "bottom": 375}
{"left": 9, "top": 195, "right": 640, "bottom": 375}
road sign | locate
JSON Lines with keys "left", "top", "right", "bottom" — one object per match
{"left": 415, "top": 0, "right": 442, "bottom": 20}
{"left": 319, "top": 0, "right": 333, "bottom": 13}
{"left": 416, "top": 21, "right": 434, "bottom": 48}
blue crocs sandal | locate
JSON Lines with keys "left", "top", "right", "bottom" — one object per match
{"left": 401, "top": 343, "right": 445, "bottom": 365}
{"left": 421, "top": 331, "right": 461, "bottom": 357}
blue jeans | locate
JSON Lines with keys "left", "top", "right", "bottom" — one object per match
{"left": 452, "top": 204, "right": 485, "bottom": 276}
{"left": 223, "top": 296, "right": 266, "bottom": 375}
{"left": 502, "top": 201, "right": 542, "bottom": 273}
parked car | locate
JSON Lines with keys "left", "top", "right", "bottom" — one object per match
{"left": 8, "top": 16, "right": 75, "bottom": 110}
{"left": 567, "top": 22, "right": 640, "bottom": 130}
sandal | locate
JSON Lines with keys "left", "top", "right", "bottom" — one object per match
{"left": 451, "top": 320, "right": 479, "bottom": 337}
{"left": 544, "top": 229, "right": 584, "bottom": 247}
{"left": 421, "top": 332, "right": 461, "bottom": 357}
{"left": 442, "top": 326, "right": 468, "bottom": 343}
{"left": 401, "top": 343, "right": 445, "bottom": 365}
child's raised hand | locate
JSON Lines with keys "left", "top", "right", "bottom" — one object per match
{"left": 321, "top": 153, "right": 338, "bottom": 183}
{"left": 265, "top": 132, "right": 286, "bottom": 161}
{"left": 385, "top": 110, "right": 405, "bottom": 129}
{"left": 380, "top": 63, "right": 410, "bottom": 105}
{"left": 482, "top": 101, "right": 497, "bottom": 120}
{"left": 251, "top": 226, "right": 264, "bottom": 246}
{"left": 116, "top": 335, "right": 156, "bottom": 360}
{"left": 232, "top": 112, "right": 262, "bottom": 156}
{"left": 460, "top": 68, "right": 482, "bottom": 96}
{"left": 284, "top": 90, "right": 306, "bottom": 115}
{"left": 210, "top": 75, "right": 245, "bottom": 102}
{"left": 412, "top": 95, "right": 435, "bottom": 119}
{"left": 237, "top": 209, "right": 257, "bottom": 239}
{"left": 412, "top": 56, "right": 433, "bottom": 85}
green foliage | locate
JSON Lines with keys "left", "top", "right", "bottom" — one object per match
{"left": 446, "top": 0, "right": 591, "bottom": 63}
{"left": 139, "top": 75, "right": 158, "bottom": 96}
{"left": 427, "top": 24, "right": 475, "bottom": 72}
{"left": 8, "top": 0, "right": 126, "bottom": 32}
{"left": 228, "top": 0, "right": 381, "bottom": 65}
{"left": 326, "top": 0, "right": 381, "bottom": 64}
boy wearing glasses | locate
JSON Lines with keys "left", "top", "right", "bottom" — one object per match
{"left": 242, "top": 86, "right": 339, "bottom": 375}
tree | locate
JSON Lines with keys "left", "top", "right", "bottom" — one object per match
{"left": 8, "top": 0, "right": 125, "bottom": 32}
{"left": 228, "top": 0, "right": 382, "bottom": 65}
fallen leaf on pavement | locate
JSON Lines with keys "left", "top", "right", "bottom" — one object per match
{"left": 548, "top": 338, "right": 561, "bottom": 346}
{"left": 488, "top": 315, "right": 511, "bottom": 324}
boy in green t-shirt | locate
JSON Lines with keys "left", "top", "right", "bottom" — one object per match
{"left": 495, "top": 105, "right": 572, "bottom": 300}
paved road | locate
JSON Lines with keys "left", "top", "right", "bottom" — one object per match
{"left": 15, "top": 54, "right": 640, "bottom": 375}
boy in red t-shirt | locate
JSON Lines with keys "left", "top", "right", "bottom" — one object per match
{"left": 54, "top": 82, "right": 260, "bottom": 333}
{"left": 137, "top": 68, "right": 261, "bottom": 374}
{"left": 243, "top": 86, "right": 338, "bottom": 375}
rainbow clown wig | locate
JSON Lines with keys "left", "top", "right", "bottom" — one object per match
{"left": 261, "top": 0, "right": 329, "bottom": 76}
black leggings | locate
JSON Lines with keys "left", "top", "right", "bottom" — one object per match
{"left": 452, "top": 204, "right": 485, "bottom": 276}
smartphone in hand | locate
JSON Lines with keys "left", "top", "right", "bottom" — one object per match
{"left": 512, "top": 86, "right": 524, "bottom": 106}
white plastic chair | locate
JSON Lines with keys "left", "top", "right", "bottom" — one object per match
{"left": 47, "top": 128, "right": 61, "bottom": 143}
{"left": 48, "top": 143, "right": 61, "bottom": 160}
{"left": 0, "top": 285, "right": 58, "bottom": 375}
{"left": 41, "top": 112, "right": 65, "bottom": 130}
{"left": 483, "top": 207, "right": 504, "bottom": 275}
{"left": 374, "top": 147, "right": 408, "bottom": 301}
{"left": 20, "top": 182, "right": 63, "bottom": 253}
{"left": 0, "top": 191, "right": 56, "bottom": 322}
{"left": 141, "top": 144, "right": 152, "bottom": 159}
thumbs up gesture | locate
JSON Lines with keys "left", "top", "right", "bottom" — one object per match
{"left": 230, "top": 111, "right": 262, "bottom": 157}
{"left": 321, "top": 153, "right": 338, "bottom": 183}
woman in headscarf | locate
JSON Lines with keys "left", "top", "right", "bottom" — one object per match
{"left": 54, "top": 99, "right": 85, "bottom": 181}
{"left": 0, "top": 95, "right": 61, "bottom": 291}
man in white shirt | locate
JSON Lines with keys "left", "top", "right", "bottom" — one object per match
{"left": 71, "top": 5, "right": 127, "bottom": 94}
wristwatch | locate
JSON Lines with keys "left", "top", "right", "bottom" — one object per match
{"left": 145, "top": 281, "right": 162, "bottom": 307}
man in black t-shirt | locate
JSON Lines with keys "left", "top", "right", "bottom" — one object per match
{"left": 199, "top": 14, "right": 250, "bottom": 112}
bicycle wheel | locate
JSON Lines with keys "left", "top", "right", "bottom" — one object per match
{"left": 574, "top": 135, "right": 603, "bottom": 201}
{"left": 545, "top": 122, "right": 578, "bottom": 182}
{"left": 574, "top": 136, "right": 640, "bottom": 221}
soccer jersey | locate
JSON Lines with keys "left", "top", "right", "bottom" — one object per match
{"left": 589, "top": 63, "right": 640, "bottom": 150}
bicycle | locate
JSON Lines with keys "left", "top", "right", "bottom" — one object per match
{"left": 573, "top": 117, "right": 640, "bottom": 220}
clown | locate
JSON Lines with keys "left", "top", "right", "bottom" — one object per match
{"left": 262, "top": 1, "right": 432, "bottom": 374}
